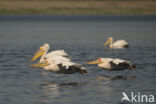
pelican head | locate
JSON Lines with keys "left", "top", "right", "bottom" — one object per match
{"left": 43, "top": 43, "right": 50, "bottom": 50}
{"left": 30, "top": 43, "right": 49, "bottom": 62}
{"left": 104, "top": 37, "right": 113, "bottom": 47}
{"left": 86, "top": 58, "right": 103, "bottom": 65}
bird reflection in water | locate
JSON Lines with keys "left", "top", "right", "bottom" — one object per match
{"left": 41, "top": 82, "right": 59, "bottom": 103}
{"left": 40, "top": 81, "right": 87, "bottom": 103}
{"left": 58, "top": 82, "right": 87, "bottom": 86}
{"left": 97, "top": 75, "right": 136, "bottom": 81}
{"left": 42, "top": 81, "right": 87, "bottom": 87}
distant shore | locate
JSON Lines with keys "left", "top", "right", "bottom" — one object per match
{"left": 0, "top": 15, "right": 156, "bottom": 22}
{"left": 0, "top": 0, "right": 156, "bottom": 15}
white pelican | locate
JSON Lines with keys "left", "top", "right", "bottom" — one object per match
{"left": 86, "top": 58, "right": 135, "bottom": 71}
{"left": 30, "top": 43, "right": 69, "bottom": 63}
{"left": 31, "top": 58, "right": 87, "bottom": 74}
{"left": 104, "top": 37, "right": 129, "bottom": 49}
{"left": 30, "top": 43, "right": 87, "bottom": 74}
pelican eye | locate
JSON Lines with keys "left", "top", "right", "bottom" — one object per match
{"left": 98, "top": 58, "right": 102, "bottom": 62}
{"left": 108, "top": 38, "right": 111, "bottom": 41}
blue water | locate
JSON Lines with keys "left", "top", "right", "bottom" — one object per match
{"left": 0, "top": 15, "right": 156, "bottom": 104}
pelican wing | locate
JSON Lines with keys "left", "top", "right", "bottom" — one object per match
{"left": 113, "top": 40, "right": 129, "bottom": 48}
{"left": 47, "top": 55, "right": 71, "bottom": 64}
{"left": 57, "top": 63, "right": 87, "bottom": 74}
{"left": 46, "top": 50, "right": 69, "bottom": 58}
{"left": 112, "top": 59, "right": 129, "bottom": 65}
{"left": 45, "top": 55, "right": 87, "bottom": 74}
{"left": 109, "top": 59, "right": 132, "bottom": 70}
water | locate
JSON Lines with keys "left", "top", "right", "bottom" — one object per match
{"left": 0, "top": 15, "right": 156, "bottom": 104}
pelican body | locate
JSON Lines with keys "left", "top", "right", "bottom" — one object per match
{"left": 104, "top": 37, "right": 129, "bottom": 49}
{"left": 41, "top": 59, "right": 87, "bottom": 74}
{"left": 30, "top": 43, "right": 87, "bottom": 74}
{"left": 86, "top": 58, "right": 135, "bottom": 71}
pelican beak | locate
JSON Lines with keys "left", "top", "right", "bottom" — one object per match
{"left": 104, "top": 40, "right": 110, "bottom": 47}
{"left": 30, "top": 47, "right": 45, "bottom": 62}
{"left": 86, "top": 60, "right": 101, "bottom": 64}
{"left": 30, "top": 63, "right": 49, "bottom": 68}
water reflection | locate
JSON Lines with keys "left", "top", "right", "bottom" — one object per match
{"left": 40, "top": 81, "right": 87, "bottom": 103}
{"left": 118, "top": 100, "right": 131, "bottom": 104}
{"left": 41, "top": 81, "right": 87, "bottom": 87}
{"left": 41, "top": 82, "right": 59, "bottom": 98}
{"left": 58, "top": 82, "right": 87, "bottom": 86}
{"left": 97, "top": 75, "right": 136, "bottom": 81}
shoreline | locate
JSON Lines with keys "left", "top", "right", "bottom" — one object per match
{"left": 0, "top": 0, "right": 156, "bottom": 15}
{"left": 0, "top": 15, "right": 156, "bottom": 22}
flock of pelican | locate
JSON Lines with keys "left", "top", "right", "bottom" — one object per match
{"left": 30, "top": 37, "right": 135, "bottom": 74}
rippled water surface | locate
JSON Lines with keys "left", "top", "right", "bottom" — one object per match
{"left": 0, "top": 15, "right": 156, "bottom": 104}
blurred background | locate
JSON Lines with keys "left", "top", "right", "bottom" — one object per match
{"left": 0, "top": 0, "right": 156, "bottom": 15}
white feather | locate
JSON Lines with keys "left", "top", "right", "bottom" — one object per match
{"left": 46, "top": 50, "right": 68, "bottom": 58}
{"left": 113, "top": 40, "right": 128, "bottom": 48}
{"left": 97, "top": 58, "right": 132, "bottom": 70}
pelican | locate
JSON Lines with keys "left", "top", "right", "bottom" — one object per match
{"left": 31, "top": 58, "right": 87, "bottom": 74}
{"left": 104, "top": 37, "right": 129, "bottom": 49}
{"left": 30, "top": 43, "right": 69, "bottom": 63}
{"left": 86, "top": 58, "right": 135, "bottom": 71}
{"left": 30, "top": 43, "right": 87, "bottom": 74}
